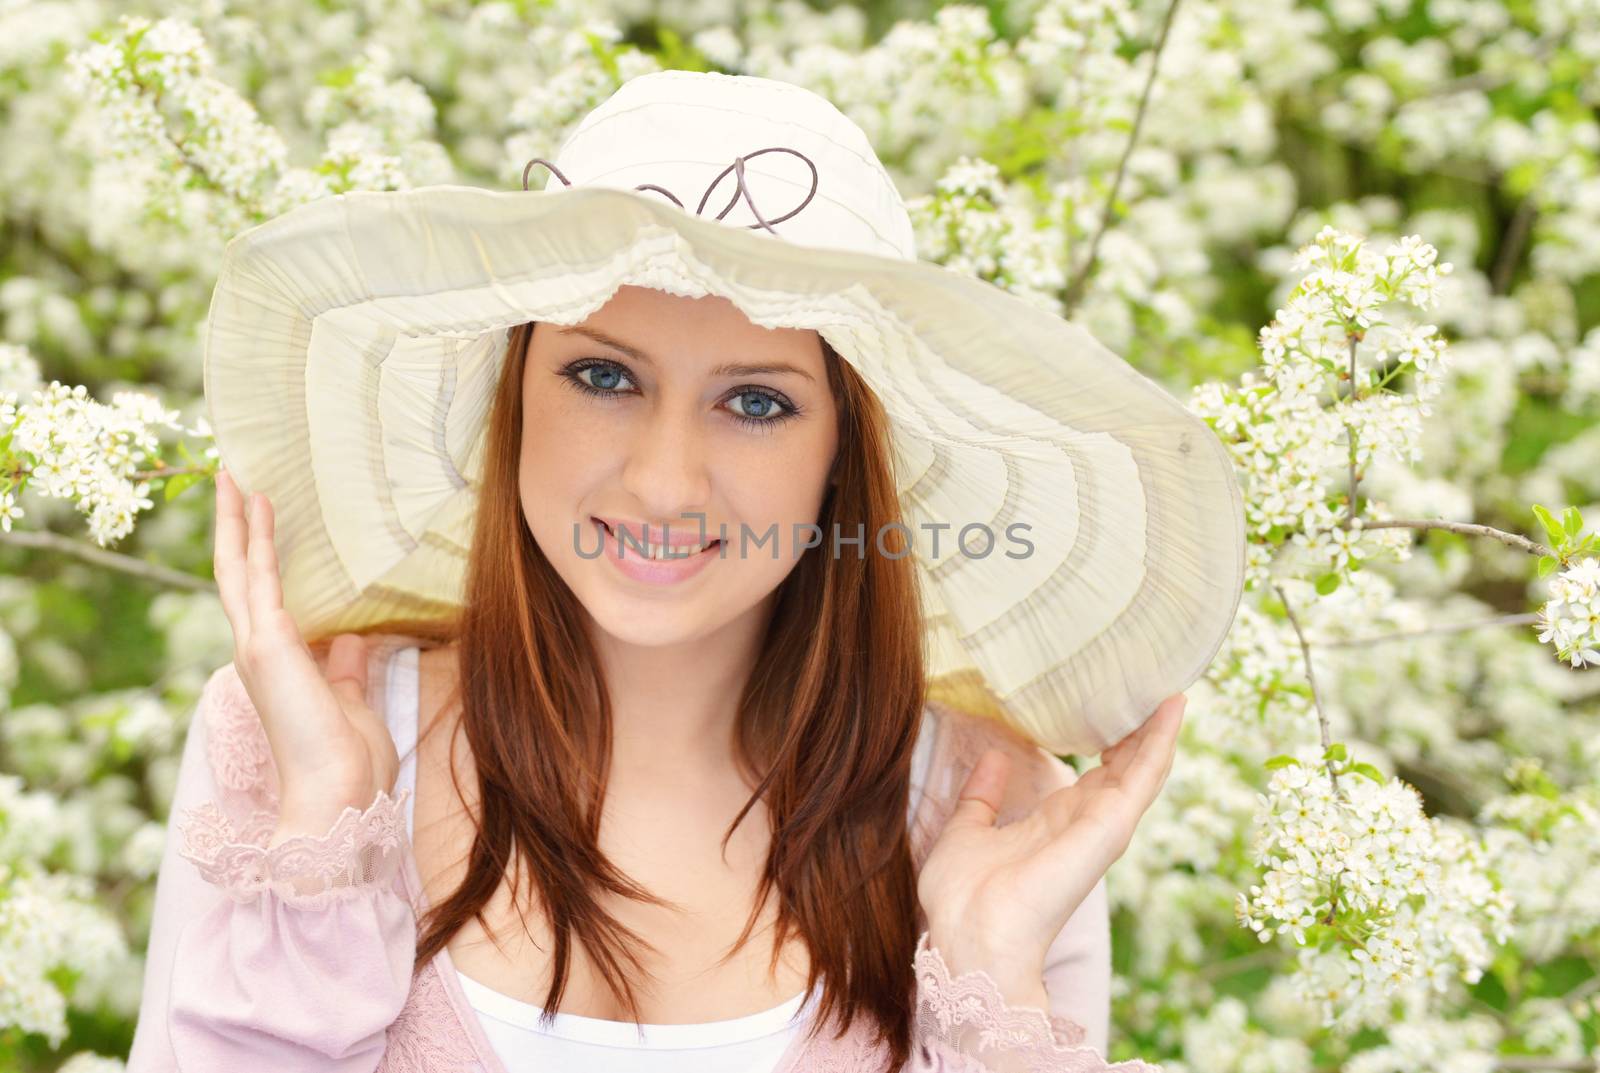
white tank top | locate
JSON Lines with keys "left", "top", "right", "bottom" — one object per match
{"left": 384, "top": 645, "right": 938, "bottom": 1073}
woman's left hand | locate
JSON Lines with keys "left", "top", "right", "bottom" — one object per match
{"left": 916, "top": 694, "right": 1187, "bottom": 999}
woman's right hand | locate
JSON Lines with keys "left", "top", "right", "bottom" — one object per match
{"left": 213, "top": 468, "right": 400, "bottom": 847}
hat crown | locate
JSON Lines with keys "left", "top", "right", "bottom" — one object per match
{"left": 542, "top": 70, "right": 917, "bottom": 261}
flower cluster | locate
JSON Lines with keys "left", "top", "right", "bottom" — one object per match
{"left": 0, "top": 775, "right": 130, "bottom": 1047}
{"left": 2, "top": 374, "right": 212, "bottom": 546}
{"left": 1190, "top": 226, "right": 1453, "bottom": 595}
{"left": 1535, "top": 557, "right": 1600, "bottom": 667}
{"left": 1236, "top": 748, "right": 1513, "bottom": 1032}
{"left": 63, "top": 14, "right": 454, "bottom": 241}
{"left": 1526, "top": 503, "right": 1600, "bottom": 665}
{"left": 906, "top": 155, "right": 1068, "bottom": 313}
{"left": 1477, "top": 759, "right": 1600, "bottom": 963}
{"left": 63, "top": 16, "right": 289, "bottom": 235}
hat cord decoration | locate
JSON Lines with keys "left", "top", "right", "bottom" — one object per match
{"left": 520, "top": 147, "right": 820, "bottom": 236}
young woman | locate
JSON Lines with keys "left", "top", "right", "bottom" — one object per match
{"left": 128, "top": 70, "right": 1244, "bottom": 1073}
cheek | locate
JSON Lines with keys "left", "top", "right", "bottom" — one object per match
{"left": 720, "top": 433, "right": 835, "bottom": 546}
{"left": 518, "top": 392, "right": 604, "bottom": 522}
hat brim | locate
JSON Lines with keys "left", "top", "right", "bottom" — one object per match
{"left": 203, "top": 183, "right": 1246, "bottom": 755}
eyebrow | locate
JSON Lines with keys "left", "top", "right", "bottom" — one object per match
{"left": 555, "top": 325, "right": 817, "bottom": 383}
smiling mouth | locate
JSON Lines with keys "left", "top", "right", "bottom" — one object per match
{"left": 592, "top": 518, "right": 723, "bottom": 555}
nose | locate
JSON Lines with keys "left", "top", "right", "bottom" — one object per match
{"left": 618, "top": 397, "right": 712, "bottom": 528}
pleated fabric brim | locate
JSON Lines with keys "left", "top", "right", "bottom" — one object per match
{"left": 202, "top": 183, "right": 1246, "bottom": 755}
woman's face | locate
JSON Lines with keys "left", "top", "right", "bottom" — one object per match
{"left": 519, "top": 285, "right": 839, "bottom": 648}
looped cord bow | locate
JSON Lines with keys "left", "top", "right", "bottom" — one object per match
{"left": 520, "top": 147, "right": 819, "bottom": 236}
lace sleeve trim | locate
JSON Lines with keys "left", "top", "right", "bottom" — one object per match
{"left": 912, "top": 930, "right": 1161, "bottom": 1072}
{"left": 176, "top": 787, "right": 413, "bottom": 911}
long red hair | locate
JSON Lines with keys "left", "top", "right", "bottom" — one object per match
{"left": 355, "top": 319, "right": 927, "bottom": 1066}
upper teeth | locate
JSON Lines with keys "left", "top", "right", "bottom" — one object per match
{"left": 644, "top": 540, "right": 711, "bottom": 559}
{"left": 604, "top": 523, "right": 713, "bottom": 559}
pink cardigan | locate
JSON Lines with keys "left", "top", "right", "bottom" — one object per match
{"left": 126, "top": 632, "right": 1160, "bottom": 1072}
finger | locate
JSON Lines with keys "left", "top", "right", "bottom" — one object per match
{"left": 213, "top": 469, "right": 251, "bottom": 649}
{"left": 1097, "top": 717, "right": 1149, "bottom": 779}
{"left": 326, "top": 632, "right": 391, "bottom": 768}
{"left": 325, "top": 632, "right": 369, "bottom": 711}
{"left": 244, "top": 491, "right": 286, "bottom": 637}
{"left": 1127, "top": 695, "right": 1185, "bottom": 803}
{"left": 1157, "top": 696, "right": 1185, "bottom": 785}
{"left": 948, "top": 748, "right": 1011, "bottom": 832}
{"left": 1107, "top": 699, "right": 1166, "bottom": 755}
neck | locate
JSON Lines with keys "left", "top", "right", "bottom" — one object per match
{"left": 588, "top": 597, "right": 774, "bottom": 779}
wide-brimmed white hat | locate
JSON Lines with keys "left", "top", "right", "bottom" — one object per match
{"left": 202, "top": 68, "right": 1245, "bottom": 756}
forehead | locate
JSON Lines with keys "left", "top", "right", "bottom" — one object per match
{"left": 539, "top": 286, "right": 825, "bottom": 369}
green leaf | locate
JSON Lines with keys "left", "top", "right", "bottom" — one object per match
{"left": 1351, "top": 762, "right": 1385, "bottom": 783}
{"left": 1315, "top": 572, "right": 1341, "bottom": 595}
{"left": 1562, "top": 506, "right": 1583, "bottom": 537}
{"left": 1265, "top": 754, "right": 1299, "bottom": 770}
{"left": 1532, "top": 504, "right": 1566, "bottom": 545}
{"left": 583, "top": 31, "right": 621, "bottom": 80}
{"left": 1538, "top": 555, "right": 1559, "bottom": 578}
{"left": 1324, "top": 742, "right": 1348, "bottom": 762}
{"left": 318, "top": 63, "right": 357, "bottom": 89}
{"left": 164, "top": 471, "right": 203, "bottom": 501}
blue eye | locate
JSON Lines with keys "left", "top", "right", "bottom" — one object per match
{"left": 725, "top": 389, "right": 793, "bottom": 431}
{"left": 565, "top": 361, "right": 634, "bottom": 395}
{"left": 557, "top": 358, "right": 803, "bottom": 434}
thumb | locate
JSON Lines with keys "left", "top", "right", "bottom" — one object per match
{"left": 948, "top": 747, "right": 1011, "bottom": 832}
{"left": 325, "top": 632, "right": 369, "bottom": 708}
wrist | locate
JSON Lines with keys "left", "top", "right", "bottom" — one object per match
{"left": 269, "top": 787, "right": 379, "bottom": 849}
{"left": 924, "top": 926, "right": 1049, "bottom": 1011}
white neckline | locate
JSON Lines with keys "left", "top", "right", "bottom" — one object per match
{"left": 456, "top": 973, "right": 814, "bottom": 1047}
{"left": 389, "top": 645, "right": 420, "bottom": 840}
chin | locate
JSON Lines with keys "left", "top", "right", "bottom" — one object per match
{"left": 583, "top": 600, "right": 722, "bottom": 648}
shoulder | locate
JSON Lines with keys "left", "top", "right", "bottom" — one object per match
{"left": 414, "top": 640, "right": 463, "bottom": 740}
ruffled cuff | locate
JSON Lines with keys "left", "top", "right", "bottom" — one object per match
{"left": 913, "top": 930, "right": 1162, "bottom": 1072}
{"left": 176, "top": 787, "right": 412, "bottom": 910}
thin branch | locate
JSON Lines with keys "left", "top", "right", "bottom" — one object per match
{"left": 1061, "top": 0, "right": 1183, "bottom": 314}
{"left": 1409, "top": 32, "right": 1565, "bottom": 101}
{"left": 0, "top": 528, "right": 216, "bottom": 593}
{"left": 1339, "top": 518, "right": 1555, "bottom": 558}
{"left": 1315, "top": 611, "right": 1542, "bottom": 648}
{"left": 1317, "top": 1059, "right": 1598, "bottom": 1073}
{"left": 1561, "top": 971, "right": 1600, "bottom": 1005}
{"left": 132, "top": 464, "right": 211, "bottom": 481}
{"left": 1271, "top": 581, "right": 1342, "bottom": 797}
{"left": 1490, "top": 196, "right": 1538, "bottom": 296}
{"left": 1345, "top": 333, "right": 1360, "bottom": 525}
{"left": 1191, "top": 946, "right": 1281, "bottom": 981}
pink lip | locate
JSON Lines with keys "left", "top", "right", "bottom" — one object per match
{"left": 593, "top": 519, "right": 722, "bottom": 586}
{"left": 592, "top": 516, "right": 716, "bottom": 548}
